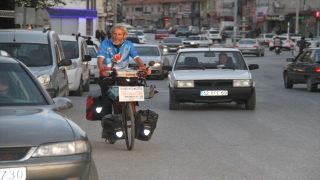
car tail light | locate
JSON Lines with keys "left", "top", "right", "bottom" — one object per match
{"left": 286, "top": 40, "right": 290, "bottom": 44}
{"left": 314, "top": 67, "right": 320, "bottom": 73}
{"left": 253, "top": 44, "right": 257, "bottom": 48}
{"left": 235, "top": 43, "right": 239, "bottom": 48}
{"left": 269, "top": 40, "right": 273, "bottom": 45}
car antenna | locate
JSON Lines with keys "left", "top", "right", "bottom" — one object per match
{"left": 13, "top": 28, "right": 16, "bottom": 42}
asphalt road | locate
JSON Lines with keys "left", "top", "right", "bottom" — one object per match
{"left": 59, "top": 34, "right": 320, "bottom": 180}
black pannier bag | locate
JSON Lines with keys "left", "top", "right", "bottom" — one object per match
{"left": 86, "top": 89, "right": 105, "bottom": 121}
{"left": 101, "top": 114, "right": 124, "bottom": 140}
{"left": 135, "top": 109, "right": 159, "bottom": 141}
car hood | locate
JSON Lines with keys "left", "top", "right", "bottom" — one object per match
{"left": 28, "top": 66, "right": 51, "bottom": 76}
{"left": 0, "top": 107, "right": 74, "bottom": 147}
{"left": 129, "top": 56, "right": 162, "bottom": 63}
{"left": 163, "top": 43, "right": 183, "bottom": 45}
{"left": 172, "top": 69, "right": 251, "bottom": 80}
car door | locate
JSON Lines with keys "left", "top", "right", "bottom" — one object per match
{"left": 80, "top": 40, "right": 90, "bottom": 84}
{"left": 294, "top": 50, "right": 313, "bottom": 83}
{"left": 54, "top": 41, "right": 68, "bottom": 96}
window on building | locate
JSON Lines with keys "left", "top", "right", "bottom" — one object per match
{"left": 158, "top": 7, "right": 160, "bottom": 12}
{"left": 151, "top": 7, "right": 153, "bottom": 11}
{"left": 144, "top": 7, "right": 147, "bottom": 12}
{"left": 86, "top": 19, "right": 92, "bottom": 36}
{"left": 127, "top": 7, "right": 129, "bottom": 12}
{"left": 132, "top": 7, "right": 134, "bottom": 12}
{"left": 179, "top": 5, "right": 183, "bottom": 12}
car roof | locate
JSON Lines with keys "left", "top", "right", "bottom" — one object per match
{"left": 178, "top": 48, "right": 240, "bottom": 53}
{"left": 0, "top": 55, "right": 20, "bottom": 64}
{"left": 59, "top": 35, "right": 80, "bottom": 41}
{"left": 0, "top": 29, "right": 52, "bottom": 43}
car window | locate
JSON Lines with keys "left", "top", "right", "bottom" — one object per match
{"left": 295, "top": 50, "right": 307, "bottom": 63}
{"left": 239, "top": 40, "right": 256, "bottom": 44}
{"left": 0, "top": 43, "right": 52, "bottom": 66}
{"left": 157, "top": 31, "right": 168, "bottom": 34}
{"left": 173, "top": 51, "right": 247, "bottom": 70}
{"left": 314, "top": 49, "right": 320, "bottom": 63}
{"left": 266, "top": 35, "right": 275, "bottom": 38}
{"left": 61, "top": 41, "right": 79, "bottom": 59}
{"left": 88, "top": 47, "right": 97, "bottom": 58}
{"left": 209, "top": 31, "right": 219, "bottom": 34}
{"left": 126, "top": 37, "right": 140, "bottom": 44}
{"left": 187, "top": 37, "right": 200, "bottom": 40}
{"left": 0, "top": 64, "right": 47, "bottom": 106}
{"left": 301, "top": 51, "right": 312, "bottom": 63}
{"left": 163, "top": 38, "right": 182, "bottom": 43}
{"left": 135, "top": 47, "right": 159, "bottom": 56}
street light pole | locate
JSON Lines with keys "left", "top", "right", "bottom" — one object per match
{"left": 113, "top": 0, "right": 117, "bottom": 24}
{"left": 295, "top": 0, "right": 300, "bottom": 34}
{"left": 210, "top": 0, "right": 213, "bottom": 28}
{"left": 233, "top": 0, "right": 237, "bottom": 48}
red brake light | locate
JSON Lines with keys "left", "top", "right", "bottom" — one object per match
{"left": 253, "top": 44, "right": 257, "bottom": 48}
{"left": 315, "top": 67, "right": 320, "bottom": 73}
{"left": 269, "top": 40, "right": 273, "bottom": 43}
{"left": 286, "top": 40, "right": 290, "bottom": 44}
{"left": 235, "top": 43, "right": 239, "bottom": 48}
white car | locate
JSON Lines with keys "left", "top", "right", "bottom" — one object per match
{"left": 291, "top": 40, "right": 320, "bottom": 57}
{"left": 60, "top": 35, "right": 91, "bottom": 96}
{"left": 162, "top": 48, "right": 259, "bottom": 110}
{"left": 269, "top": 35, "right": 294, "bottom": 51}
{"left": 182, "top": 35, "right": 213, "bottom": 48}
{"left": 257, "top": 33, "right": 276, "bottom": 46}
{"left": 129, "top": 30, "right": 147, "bottom": 44}
{"left": 87, "top": 45, "right": 99, "bottom": 83}
{"left": 81, "top": 35, "right": 100, "bottom": 48}
{"left": 206, "top": 28, "right": 222, "bottom": 43}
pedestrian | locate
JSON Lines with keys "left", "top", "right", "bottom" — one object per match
{"left": 296, "top": 36, "right": 311, "bottom": 53}
{"left": 308, "top": 32, "right": 314, "bottom": 38}
{"left": 100, "top": 30, "right": 106, "bottom": 41}
{"left": 95, "top": 29, "right": 101, "bottom": 42}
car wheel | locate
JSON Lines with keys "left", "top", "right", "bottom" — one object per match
{"left": 195, "top": 44, "right": 199, "bottom": 48}
{"left": 88, "top": 159, "right": 99, "bottom": 180}
{"left": 261, "top": 51, "right": 265, "bottom": 56}
{"left": 257, "top": 51, "right": 261, "bottom": 57}
{"left": 306, "top": 77, "right": 317, "bottom": 92}
{"left": 83, "top": 78, "right": 90, "bottom": 92}
{"left": 93, "top": 78, "right": 98, "bottom": 84}
{"left": 245, "top": 89, "right": 256, "bottom": 110}
{"left": 269, "top": 47, "right": 272, "bottom": 51}
{"left": 169, "top": 89, "right": 179, "bottom": 110}
{"left": 283, "top": 73, "right": 293, "bottom": 89}
{"left": 157, "top": 70, "right": 164, "bottom": 80}
{"left": 71, "top": 78, "right": 83, "bottom": 96}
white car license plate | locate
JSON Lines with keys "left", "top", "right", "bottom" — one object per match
{"left": 0, "top": 167, "right": 26, "bottom": 180}
{"left": 200, "top": 90, "right": 228, "bottom": 96}
{"left": 169, "top": 48, "right": 177, "bottom": 50}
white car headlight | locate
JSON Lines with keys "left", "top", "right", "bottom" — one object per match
{"left": 66, "top": 61, "right": 78, "bottom": 70}
{"left": 153, "top": 62, "right": 161, "bottom": 67}
{"left": 190, "top": 42, "right": 195, "bottom": 45}
{"left": 174, "top": 80, "right": 194, "bottom": 88}
{"left": 32, "top": 140, "right": 89, "bottom": 157}
{"left": 233, "top": 80, "right": 253, "bottom": 87}
{"left": 38, "top": 74, "right": 51, "bottom": 86}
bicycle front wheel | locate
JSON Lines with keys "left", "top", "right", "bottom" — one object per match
{"left": 123, "top": 102, "right": 135, "bottom": 150}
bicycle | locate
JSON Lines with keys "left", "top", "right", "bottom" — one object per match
{"left": 102, "top": 61, "right": 155, "bottom": 150}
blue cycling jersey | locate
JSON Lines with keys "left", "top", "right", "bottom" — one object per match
{"left": 97, "top": 39, "right": 139, "bottom": 69}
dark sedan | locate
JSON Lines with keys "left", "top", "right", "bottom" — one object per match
{"left": 175, "top": 28, "right": 189, "bottom": 37}
{"left": 0, "top": 52, "right": 98, "bottom": 180}
{"left": 283, "top": 48, "right": 320, "bottom": 92}
{"left": 159, "top": 37, "right": 184, "bottom": 53}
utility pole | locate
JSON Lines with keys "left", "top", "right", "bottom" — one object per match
{"left": 113, "top": 0, "right": 117, "bottom": 24}
{"left": 295, "top": 0, "right": 300, "bottom": 34}
{"left": 233, "top": 0, "right": 237, "bottom": 48}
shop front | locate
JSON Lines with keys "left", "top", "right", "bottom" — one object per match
{"left": 265, "top": 15, "right": 287, "bottom": 34}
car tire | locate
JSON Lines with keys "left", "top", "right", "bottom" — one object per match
{"left": 93, "top": 78, "right": 98, "bottom": 84}
{"left": 83, "top": 78, "right": 90, "bottom": 92}
{"left": 88, "top": 159, "right": 99, "bottom": 180}
{"left": 169, "top": 89, "right": 179, "bottom": 110}
{"left": 306, "top": 77, "right": 317, "bottom": 92}
{"left": 284, "top": 73, "right": 293, "bottom": 89}
{"left": 257, "top": 51, "right": 261, "bottom": 57}
{"left": 245, "top": 90, "right": 256, "bottom": 110}
{"left": 71, "top": 78, "right": 83, "bottom": 96}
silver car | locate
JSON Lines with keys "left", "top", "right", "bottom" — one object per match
{"left": 88, "top": 45, "right": 99, "bottom": 83}
{"left": 162, "top": 48, "right": 259, "bottom": 110}
{"left": 236, "top": 38, "right": 265, "bottom": 56}
{"left": 0, "top": 55, "right": 98, "bottom": 180}
{"left": 128, "top": 44, "right": 170, "bottom": 80}
{"left": 0, "top": 28, "right": 71, "bottom": 98}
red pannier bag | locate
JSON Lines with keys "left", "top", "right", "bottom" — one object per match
{"left": 86, "top": 89, "right": 104, "bottom": 121}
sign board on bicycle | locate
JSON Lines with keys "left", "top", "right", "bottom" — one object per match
{"left": 119, "top": 86, "right": 144, "bottom": 102}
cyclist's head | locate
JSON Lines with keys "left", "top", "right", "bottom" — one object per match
{"left": 110, "top": 24, "right": 128, "bottom": 45}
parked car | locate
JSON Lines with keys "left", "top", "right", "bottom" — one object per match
{"left": 292, "top": 40, "right": 320, "bottom": 57}
{"left": 257, "top": 33, "right": 277, "bottom": 46}
{"left": 206, "top": 28, "right": 222, "bottom": 43}
{"left": 155, "top": 29, "right": 169, "bottom": 40}
{"left": 283, "top": 48, "right": 320, "bottom": 92}
{"left": 175, "top": 28, "right": 189, "bottom": 37}
{"left": 269, "top": 35, "right": 294, "bottom": 51}
{"left": 0, "top": 28, "right": 71, "bottom": 98}
{"left": 81, "top": 35, "right": 100, "bottom": 48}
{"left": 87, "top": 45, "right": 99, "bottom": 83}
{"left": 236, "top": 38, "right": 265, "bottom": 56}
{"left": 128, "top": 44, "right": 170, "bottom": 80}
{"left": 129, "top": 29, "right": 147, "bottom": 44}
{"left": 189, "top": 26, "right": 200, "bottom": 35}
{"left": 0, "top": 54, "right": 98, "bottom": 180}
{"left": 162, "top": 48, "right": 259, "bottom": 110}
{"left": 183, "top": 35, "right": 213, "bottom": 48}
{"left": 200, "top": 27, "right": 210, "bottom": 34}
{"left": 59, "top": 35, "right": 91, "bottom": 96}
{"left": 159, "top": 37, "right": 184, "bottom": 53}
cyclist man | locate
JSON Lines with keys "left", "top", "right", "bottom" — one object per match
{"left": 96, "top": 24, "right": 151, "bottom": 142}
{"left": 273, "top": 36, "right": 282, "bottom": 51}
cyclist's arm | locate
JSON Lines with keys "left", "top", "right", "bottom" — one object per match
{"left": 134, "top": 57, "right": 151, "bottom": 75}
{"left": 97, "top": 42, "right": 111, "bottom": 77}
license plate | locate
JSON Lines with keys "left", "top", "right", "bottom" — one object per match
{"left": 200, "top": 90, "right": 228, "bottom": 96}
{"left": 0, "top": 167, "right": 26, "bottom": 180}
{"left": 242, "top": 50, "right": 250, "bottom": 52}
{"left": 169, "top": 48, "right": 177, "bottom": 50}
{"left": 119, "top": 86, "right": 144, "bottom": 102}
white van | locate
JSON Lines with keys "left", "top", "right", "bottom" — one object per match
{"left": 59, "top": 35, "right": 91, "bottom": 96}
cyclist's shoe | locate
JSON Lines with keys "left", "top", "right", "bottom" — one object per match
{"left": 101, "top": 129, "right": 108, "bottom": 138}
{"left": 107, "top": 137, "right": 116, "bottom": 144}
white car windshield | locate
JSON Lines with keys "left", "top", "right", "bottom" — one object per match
{"left": 174, "top": 51, "right": 247, "bottom": 70}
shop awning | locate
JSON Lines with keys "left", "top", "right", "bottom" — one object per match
{"left": 286, "top": 11, "right": 313, "bottom": 15}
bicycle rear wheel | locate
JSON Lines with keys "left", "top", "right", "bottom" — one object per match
{"left": 123, "top": 102, "right": 135, "bottom": 150}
